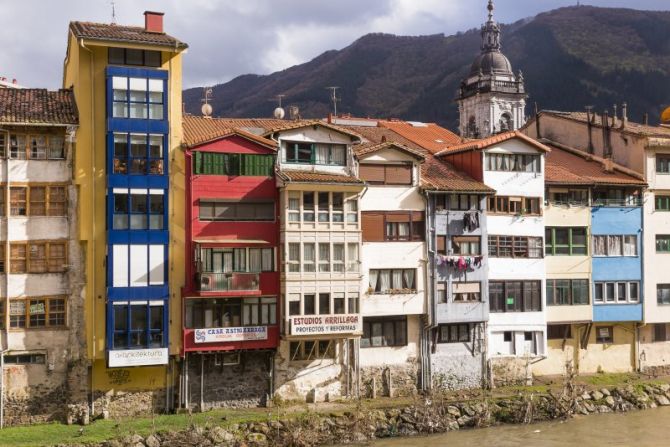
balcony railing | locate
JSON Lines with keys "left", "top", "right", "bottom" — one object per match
{"left": 196, "top": 272, "right": 260, "bottom": 292}
{"left": 592, "top": 198, "right": 642, "bottom": 207}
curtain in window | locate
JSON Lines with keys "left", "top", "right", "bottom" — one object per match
{"left": 331, "top": 146, "right": 345, "bottom": 165}
{"left": 392, "top": 270, "right": 403, "bottom": 289}
{"left": 261, "top": 249, "right": 273, "bottom": 271}
{"left": 333, "top": 244, "right": 344, "bottom": 262}
{"left": 593, "top": 236, "right": 606, "bottom": 256}
{"left": 398, "top": 222, "right": 410, "bottom": 238}
{"left": 403, "top": 269, "right": 415, "bottom": 290}
{"left": 369, "top": 270, "right": 379, "bottom": 290}
{"left": 304, "top": 244, "right": 315, "bottom": 262}
{"left": 315, "top": 144, "right": 329, "bottom": 164}
{"left": 288, "top": 243, "right": 300, "bottom": 262}
{"left": 623, "top": 236, "right": 637, "bottom": 256}
{"left": 319, "top": 243, "right": 330, "bottom": 262}
{"left": 249, "top": 249, "right": 262, "bottom": 272}
{"left": 233, "top": 249, "right": 246, "bottom": 271}
{"left": 379, "top": 270, "right": 391, "bottom": 292}
{"left": 607, "top": 235, "right": 622, "bottom": 256}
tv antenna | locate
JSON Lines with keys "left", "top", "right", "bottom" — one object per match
{"left": 326, "top": 86, "right": 340, "bottom": 116}
{"left": 110, "top": 1, "right": 117, "bottom": 24}
{"left": 201, "top": 87, "right": 213, "bottom": 117}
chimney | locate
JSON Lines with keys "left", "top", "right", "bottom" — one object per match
{"left": 144, "top": 11, "right": 164, "bottom": 34}
{"left": 643, "top": 113, "right": 649, "bottom": 126}
{"left": 621, "top": 102, "right": 628, "bottom": 129}
{"left": 381, "top": 135, "right": 387, "bottom": 143}
{"left": 612, "top": 104, "right": 618, "bottom": 127}
{"left": 585, "top": 106, "right": 594, "bottom": 154}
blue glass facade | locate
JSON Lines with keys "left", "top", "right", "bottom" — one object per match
{"left": 104, "top": 66, "right": 170, "bottom": 351}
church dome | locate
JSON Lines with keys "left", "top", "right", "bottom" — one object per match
{"left": 661, "top": 106, "right": 670, "bottom": 124}
{"left": 469, "top": 51, "right": 514, "bottom": 77}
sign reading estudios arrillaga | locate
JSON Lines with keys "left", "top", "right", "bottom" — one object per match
{"left": 289, "top": 315, "right": 362, "bottom": 336}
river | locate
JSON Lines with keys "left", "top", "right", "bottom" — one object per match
{"left": 364, "top": 406, "right": 670, "bottom": 446}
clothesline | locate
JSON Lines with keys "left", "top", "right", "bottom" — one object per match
{"left": 436, "top": 255, "right": 484, "bottom": 271}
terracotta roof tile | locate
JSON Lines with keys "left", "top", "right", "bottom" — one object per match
{"left": 539, "top": 111, "right": 670, "bottom": 138}
{"left": 354, "top": 141, "right": 426, "bottom": 161}
{"left": 544, "top": 142, "right": 646, "bottom": 186}
{"left": 278, "top": 170, "right": 364, "bottom": 185}
{"left": 379, "top": 121, "right": 462, "bottom": 154}
{"left": 434, "top": 131, "right": 552, "bottom": 156}
{"left": 70, "top": 21, "right": 187, "bottom": 49}
{"left": 182, "top": 115, "right": 277, "bottom": 149}
{"left": 0, "top": 88, "right": 78, "bottom": 125}
{"left": 262, "top": 120, "right": 362, "bottom": 140}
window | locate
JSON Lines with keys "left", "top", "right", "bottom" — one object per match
{"left": 111, "top": 77, "right": 164, "bottom": 120}
{"left": 489, "top": 281, "right": 541, "bottom": 312}
{"left": 113, "top": 133, "right": 164, "bottom": 174}
{"left": 287, "top": 243, "right": 300, "bottom": 273}
{"left": 488, "top": 235, "right": 543, "bottom": 258}
{"left": 437, "top": 324, "right": 470, "bottom": 343}
{"left": 318, "top": 293, "right": 331, "bottom": 314}
{"left": 198, "top": 200, "right": 274, "bottom": 221}
{"left": 184, "top": 297, "right": 276, "bottom": 328}
{"left": 438, "top": 193, "right": 480, "bottom": 211}
{"left": 361, "top": 316, "right": 407, "bottom": 348}
{"left": 112, "top": 244, "right": 165, "bottom": 287}
{"left": 658, "top": 285, "right": 670, "bottom": 305}
{"left": 345, "top": 196, "right": 358, "bottom": 222}
{"left": 359, "top": 164, "right": 412, "bottom": 185}
{"left": 0, "top": 133, "right": 5, "bottom": 158}
{"left": 0, "top": 301, "right": 3, "bottom": 329}
{"left": 3, "top": 354, "right": 45, "bottom": 365}
{"left": 333, "top": 292, "right": 346, "bottom": 314}
{"left": 595, "top": 326, "right": 613, "bottom": 344}
{"left": 108, "top": 48, "right": 161, "bottom": 67}
{"left": 303, "top": 192, "right": 315, "bottom": 222}
{"left": 112, "top": 301, "right": 164, "bottom": 349}
{"left": 547, "top": 189, "right": 588, "bottom": 205}
{"left": 6, "top": 185, "right": 67, "bottom": 217}
{"left": 199, "top": 247, "right": 274, "bottom": 273}
{"left": 30, "top": 135, "right": 47, "bottom": 159}
{"left": 592, "top": 235, "right": 637, "bottom": 256}
{"left": 594, "top": 281, "right": 640, "bottom": 304}
{"left": 289, "top": 340, "right": 335, "bottom": 361}
{"left": 318, "top": 243, "right": 330, "bottom": 272}
{"left": 545, "top": 227, "right": 587, "bottom": 255}
{"left": 346, "top": 243, "right": 359, "bottom": 273}
{"left": 6, "top": 134, "right": 64, "bottom": 160}
{"left": 113, "top": 189, "right": 164, "bottom": 230}
{"left": 453, "top": 282, "right": 481, "bottom": 302}
{"left": 303, "top": 243, "right": 315, "bottom": 272}
{"left": 193, "top": 151, "right": 274, "bottom": 176}
{"left": 9, "top": 241, "right": 67, "bottom": 273}
{"left": 657, "top": 155, "right": 670, "bottom": 174}
{"left": 655, "top": 195, "right": 670, "bottom": 211}
{"left": 8, "top": 297, "right": 66, "bottom": 329}
{"left": 546, "top": 279, "right": 589, "bottom": 305}
{"left": 288, "top": 294, "right": 300, "bottom": 316}
{"left": 488, "top": 196, "right": 542, "bottom": 215}
{"left": 592, "top": 188, "right": 641, "bottom": 207}
{"left": 369, "top": 269, "right": 416, "bottom": 293}
{"left": 288, "top": 192, "right": 300, "bottom": 222}
{"left": 361, "top": 211, "right": 424, "bottom": 242}
{"left": 304, "top": 294, "right": 316, "bottom": 315}
{"left": 653, "top": 324, "right": 670, "bottom": 342}
{"left": 348, "top": 292, "right": 359, "bottom": 314}
{"left": 452, "top": 236, "right": 480, "bottom": 255}
{"left": 10, "top": 187, "right": 26, "bottom": 216}
{"left": 332, "top": 243, "right": 344, "bottom": 272}
{"left": 657, "top": 235, "right": 670, "bottom": 253}
{"left": 485, "top": 153, "right": 541, "bottom": 173}
{"left": 547, "top": 324, "right": 572, "bottom": 340}
{"left": 283, "top": 142, "right": 346, "bottom": 166}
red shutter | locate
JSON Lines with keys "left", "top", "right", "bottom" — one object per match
{"left": 361, "top": 212, "right": 385, "bottom": 242}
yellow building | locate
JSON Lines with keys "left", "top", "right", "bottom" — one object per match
{"left": 62, "top": 11, "right": 187, "bottom": 417}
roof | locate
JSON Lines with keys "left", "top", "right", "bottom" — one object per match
{"left": 379, "top": 121, "right": 462, "bottom": 154}
{"left": 69, "top": 21, "right": 187, "bottom": 49}
{"left": 543, "top": 140, "right": 645, "bottom": 186}
{"left": 435, "top": 131, "right": 551, "bottom": 156}
{"left": 0, "top": 88, "right": 78, "bottom": 125}
{"left": 277, "top": 170, "right": 364, "bottom": 185}
{"left": 182, "top": 115, "right": 277, "bottom": 149}
{"left": 262, "top": 120, "right": 362, "bottom": 141}
{"left": 355, "top": 141, "right": 426, "bottom": 161}
{"left": 537, "top": 111, "right": 670, "bottom": 139}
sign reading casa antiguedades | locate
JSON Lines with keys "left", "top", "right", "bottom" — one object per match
{"left": 194, "top": 326, "right": 268, "bottom": 344}
{"left": 289, "top": 315, "right": 362, "bottom": 335}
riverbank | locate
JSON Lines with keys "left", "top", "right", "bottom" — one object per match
{"left": 2, "top": 373, "right": 670, "bottom": 447}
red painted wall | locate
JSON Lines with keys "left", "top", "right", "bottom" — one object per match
{"left": 182, "top": 135, "right": 279, "bottom": 353}
{"left": 443, "top": 151, "right": 483, "bottom": 181}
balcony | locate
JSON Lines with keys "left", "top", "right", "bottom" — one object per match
{"left": 196, "top": 272, "right": 260, "bottom": 292}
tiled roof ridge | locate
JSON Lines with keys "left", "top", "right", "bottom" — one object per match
{"left": 69, "top": 20, "right": 187, "bottom": 49}
{"left": 537, "top": 110, "right": 670, "bottom": 139}
{"left": 0, "top": 88, "right": 79, "bottom": 125}
{"left": 541, "top": 138, "right": 645, "bottom": 182}
{"left": 262, "top": 120, "right": 362, "bottom": 140}
{"left": 355, "top": 140, "right": 427, "bottom": 161}
{"left": 434, "top": 131, "right": 552, "bottom": 156}
{"left": 185, "top": 128, "right": 277, "bottom": 150}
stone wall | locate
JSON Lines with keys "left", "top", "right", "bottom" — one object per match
{"left": 186, "top": 351, "right": 271, "bottom": 410}
{"left": 490, "top": 357, "right": 532, "bottom": 387}
{"left": 431, "top": 352, "right": 485, "bottom": 390}
{"left": 92, "top": 389, "right": 167, "bottom": 420}
{"left": 360, "top": 362, "right": 418, "bottom": 398}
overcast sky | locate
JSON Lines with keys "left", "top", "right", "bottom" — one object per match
{"left": 0, "top": 0, "right": 666, "bottom": 89}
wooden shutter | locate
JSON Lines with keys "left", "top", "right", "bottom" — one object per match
{"left": 361, "top": 212, "right": 384, "bottom": 242}
{"left": 359, "top": 164, "right": 385, "bottom": 183}
{"left": 385, "top": 165, "right": 412, "bottom": 185}
{"left": 436, "top": 236, "right": 446, "bottom": 253}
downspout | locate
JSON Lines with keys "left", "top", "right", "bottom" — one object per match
{"left": 637, "top": 188, "right": 646, "bottom": 373}
{"left": 0, "top": 128, "right": 9, "bottom": 429}
{"left": 79, "top": 37, "right": 97, "bottom": 416}
{"left": 422, "top": 189, "right": 436, "bottom": 392}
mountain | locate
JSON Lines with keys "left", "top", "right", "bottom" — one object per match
{"left": 183, "top": 6, "right": 670, "bottom": 130}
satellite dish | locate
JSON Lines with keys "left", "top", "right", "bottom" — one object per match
{"left": 201, "top": 103, "right": 212, "bottom": 117}
{"left": 273, "top": 107, "right": 285, "bottom": 119}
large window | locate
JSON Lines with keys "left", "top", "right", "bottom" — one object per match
{"left": 112, "top": 301, "right": 164, "bottom": 350}
{"left": 289, "top": 340, "right": 335, "bottom": 361}
{"left": 361, "top": 316, "right": 407, "bottom": 348}
{"left": 113, "top": 133, "right": 164, "bottom": 175}
{"left": 594, "top": 281, "right": 639, "bottom": 304}
{"left": 108, "top": 48, "right": 161, "bottom": 67}
{"left": 8, "top": 297, "right": 66, "bottom": 329}
{"left": 199, "top": 201, "right": 274, "bottom": 221}
{"left": 2, "top": 133, "right": 64, "bottom": 160}
{"left": 361, "top": 211, "right": 424, "bottom": 242}
{"left": 283, "top": 142, "right": 346, "bottom": 166}
{"left": 193, "top": 152, "right": 274, "bottom": 176}
{"left": 547, "top": 324, "right": 572, "bottom": 340}
{"left": 545, "top": 227, "right": 587, "bottom": 255}
{"left": 488, "top": 196, "right": 542, "bottom": 215}
{"left": 489, "top": 281, "right": 542, "bottom": 313}
{"left": 453, "top": 282, "right": 481, "bottom": 302}
{"left": 185, "top": 297, "right": 277, "bottom": 328}
{"left": 656, "top": 235, "right": 670, "bottom": 253}
{"left": 111, "top": 76, "right": 164, "bottom": 120}
{"left": 199, "top": 247, "right": 274, "bottom": 273}
{"left": 485, "top": 153, "right": 541, "bottom": 173}
{"left": 368, "top": 269, "right": 416, "bottom": 294}
{"left": 488, "top": 235, "right": 543, "bottom": 258}
{"left": 658, "top": 284, "right": 670, "bottom": 305}
{"left": 111, "top": 244, "right": 165, "bottom": 287}
{"left": 451, "top": 236, "right": 480, "bottom": 255}
{"left": 113, "top": 189, "right": 164, "bottom": 230}
{"left": 546, "top": 279, "right": 589, "bottom": 305}
{"left": 359, "top": 164, "right": 412, "bottom": 185}
{"left": 286, "top": 292, "right": 358, "bottom": 316}
{"left": 9, "top": 241, "right": 67, "bottom": 273}
{"left": 657, "top": 155, "right": 670, "bottom": 174}
{"left": 283, "top": 242, "right": 357, "bottom": 274}
{"left": 434, "top": 193, "right": 481, "bottom": 211}
{"left": 655, "top": 195, "right": 670, "bottom": 211}
{"left": 437, "top": 324, "right": 470, "bottom": 343}
{"left": 592, "top": 235, "right": 637, "bottom": 256}
{"left": 4, "top": 185, "right": 66, "bottom": 217}
{"left": 547, "top": 189, "right": 588, "bottom": 206}
{"left": 287, "top": 192, "right": 357, "bottom": 224}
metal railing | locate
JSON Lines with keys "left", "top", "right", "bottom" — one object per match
{"left": 196, "top": 272, "right": 260, "bottom": 292}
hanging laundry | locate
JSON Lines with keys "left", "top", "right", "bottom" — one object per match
{"left": 474, "top": 256, "right": 483, "bottom": 267}
{"left": 457, "top": 256, "right": 467, "bottom": 271}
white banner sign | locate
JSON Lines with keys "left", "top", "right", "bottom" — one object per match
{"left": 289, "top": 315, "right": 362, "bottom": 336}
{"left": 108, "top": 348, "right": 168, "bottom": 368}
{"left": 194, "top": 326, "right": 268, "bottom": 344}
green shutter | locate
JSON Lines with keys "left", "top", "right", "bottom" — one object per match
{"left": 194, "top": 151, "right": 202, "bottom": 174}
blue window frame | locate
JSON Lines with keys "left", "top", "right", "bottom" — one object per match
{"left": 112, "top": 189, "right": 165, "bottom": 230}
{"left": 112, "top": 301, "right": 165, "bottom": 350}
{"left": 113, "top": 133, "right": 164, "bottom": 175}
{"left": 111, "top": 76, "right": 165, "bottom": 120}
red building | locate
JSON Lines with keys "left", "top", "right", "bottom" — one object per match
{"left": 181, "top": 116, "right": 279, "bottom": 409}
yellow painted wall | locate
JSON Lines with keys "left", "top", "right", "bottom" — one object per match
{"left": 91, "top": 360, "right": 167, "bottom": 391}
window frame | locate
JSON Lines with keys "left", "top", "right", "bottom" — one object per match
{"left": 655, "top": 195, "right": 670, "bottom": 211}
{"left": 656, "top": 154, "right": 670, "bottom": 174}
{"left": 198, "top": 200, "right": 275, "bottom": 222}
{"left": 108, "top": 48, "right": 162, "bottom": 67}
{"left": 9, "top": 241, "right": 68, "bottom": 274}
{"left": 485, "top": 153, "right": 541, "bottom": 173}
{"left": 289, "top": 339, "right": 335, "bottom": 361}
{"left": 8, "top": 296, "right": 67, "bottom": 330}
{"left": 283, "top": 142, "right": 347, "bottom": 166}
{"left": 593, "top": 281, "right": 640, "bottom": 304}
{"left": 487, "top": 195, "right": 542, "bottom": 216}
{"left": 545, "top": 227, "right": 588, "bottom": 256}
{"left": 657, "top": 284, "right": 670, "bottom": 305}
{"left": 489, "top": 280, "right": 542, "bottom": 313}
{"left": 592, "top": 234, "right": 638, "bottom": 257}
{"left": 368, "top": 269, "right": 417, "bottom": 294}
{"left": 361, "top": 316, "right": 408, "bottom": 348}
{"left": 437, "top": 324, "right": 471, "bottom": 343}
{"left": 359, "top": 163, "right": 413, "bottom": 185}
{"left": 546, "top": 279, "right": 589, "bottom": 306}
{"left": 488, "top": 235, "right": 543, "bottom": 258}
{"left": 111, "top": 76, "right": 165, "bottom": 121}
{"left": 111, "top": 301, "right": 165, "bottom": 350}
{"left": 656, "top": 235, "right": 670, "bottom": 253}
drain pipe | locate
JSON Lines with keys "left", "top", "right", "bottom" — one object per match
{"left": 1, "top": 127, "right": 11, "bottom": 428}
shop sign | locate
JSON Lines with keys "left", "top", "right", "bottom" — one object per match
{"left": 194, "top": 326, "right": 268, "bottom": 344}
{"left": 108, "top": 348, "right": 168, "bottom": 368}
{"left": 289, "top": 315, "right": 362, "bottom": 336}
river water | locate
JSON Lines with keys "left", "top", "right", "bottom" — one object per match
{"left": 367, "top": 406, "right": 670, "bottom": 446}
